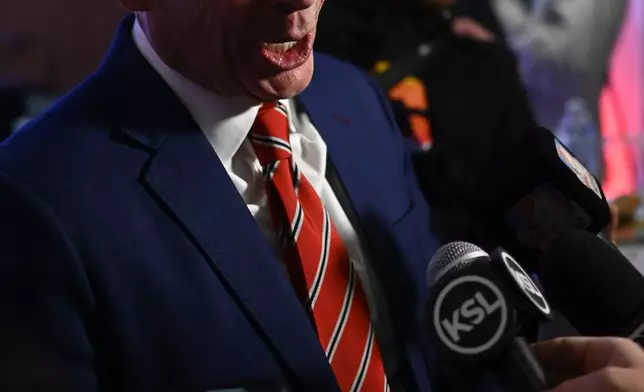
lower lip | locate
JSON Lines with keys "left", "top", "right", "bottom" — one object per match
{"left": 260, "top": 33, "right": 313, "bottom": 71}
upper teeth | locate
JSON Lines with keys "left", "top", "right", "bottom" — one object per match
{"left": 265, "top": 41, "right": 297, "bottom": 53}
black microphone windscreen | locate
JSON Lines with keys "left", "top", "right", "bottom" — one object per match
{"left": 538, "top": 229, "right": 644, "bottom": 337}
{"left": 486, "top": 128, "right": 610, "bottom": 230}
{"left": 470, "top": 128, "right": 612, "bottom": 270}
{"left": 426, "top": 241, "right": 488, "bottom": 287}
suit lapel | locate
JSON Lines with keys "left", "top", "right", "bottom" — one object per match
{"left": 142, "top": 130, "right": 336, "bottom": 385}
{"left": 299, "top": 66, "right": 440, "bottom": 392}
{"left": 298, "top": 80, "right": 405, "bottom": 226}
{"left": 296, "top": 94, "right": 365, "bottom": 211}
{"left": 298, "top": 73, "right": 429, "bottom": 331}
{"left": 99, "top": 16, "right": 337, "bottom": 389}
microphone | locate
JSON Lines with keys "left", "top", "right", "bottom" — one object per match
{"left": 538, "top": 229, "right": 644, "bottom": 345}
{"left": 426, "top": 242, "right": 552, "bottom": 391}
{"left": 468, "top": 127, "right": 612, "bottom": 271}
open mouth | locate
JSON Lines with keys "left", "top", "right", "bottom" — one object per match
{"left": 264, "top": 41, "right": 299, "bottom": 53}
{"left": 260, "top": 33, "right": 314, "bottom": 71}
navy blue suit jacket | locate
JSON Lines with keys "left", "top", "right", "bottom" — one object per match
{"left": 0, "top": 17, "right": 441, "bottom": 392}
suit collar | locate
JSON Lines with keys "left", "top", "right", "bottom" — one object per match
{"left": 131, "top": 18, "right": 262, "bottom": 167}
{"left": 96, "top": 16, "right": 192, "bottom": 150}
{"left": 298, "top": 73, "right": 381, "bottom": 221}
{"left": 102, "top": 17, "right": 314, "bottom": 168}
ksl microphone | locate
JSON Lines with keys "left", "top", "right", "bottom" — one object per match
{"left": 471, "top": 128, "right": 612, "bottom": 271}
{"left": 425, "top": 242, "right": 552, "bottom": 391}
{"left": 538, "top": 229, "right": 644, "bottom": 345}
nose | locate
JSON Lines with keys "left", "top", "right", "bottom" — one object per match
{"left": 270, "top": 0, "right": 316, "bottom": 12}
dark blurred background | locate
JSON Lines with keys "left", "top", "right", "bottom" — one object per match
{"left": 0, "top": 1, "right": 125, "bottom": 138}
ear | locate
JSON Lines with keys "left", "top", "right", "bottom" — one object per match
{"left": 117, "top": 0, "right": 153, "bottom": 12}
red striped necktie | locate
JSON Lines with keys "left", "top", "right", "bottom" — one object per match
{"left": 249, "top": 102, "right": 389, "bottom": 392}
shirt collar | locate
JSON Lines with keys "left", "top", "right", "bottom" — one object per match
{"left": 132, "top": 19, "right": 293, "bottom": 167}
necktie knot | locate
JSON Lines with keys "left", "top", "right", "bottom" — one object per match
{"left": 249, "top": 102, "right": 292, "bottom": 166}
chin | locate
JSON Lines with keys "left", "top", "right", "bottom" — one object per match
{"left": 254, "top": 58, "right": 315, "bottom": 101}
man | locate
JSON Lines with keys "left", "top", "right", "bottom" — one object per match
{"left": 365, "top": 0, "right": 538, "bottom": 248}
{"left": 0, "top": 0, "right": 440, "bottom": 391}
{"left": 0, "top": 3, "right": 633, "bottom": 392}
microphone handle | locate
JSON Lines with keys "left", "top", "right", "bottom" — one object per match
{"left": 497, "top": 337, "right": 550, "bottom": 392}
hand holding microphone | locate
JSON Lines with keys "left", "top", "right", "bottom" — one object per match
{"left": 526, "top": 228, "right": 644, "bottom": 391}
{"left": 533, "top": 337, "right": 644, "bottom": 392}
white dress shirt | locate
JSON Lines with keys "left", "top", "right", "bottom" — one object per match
{"left": 132, "top": 21, "right": 403, "bottom": 388}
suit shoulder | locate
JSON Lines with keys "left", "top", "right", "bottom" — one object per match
{"left": 4, "top": 74, "right": 113, "bottom": 146}
{"left": 314, "top": 52, "right": 366, "bottom": 75}
{"left": 16, "top": 75, "right": 109, "bottom": 132}
{"left": 0, "top": 76, "right": 125, "bottom": 203}
{"left": 5, "top": 75, "right": 112, "bottom": 158}
{"left": 0, "top": 168, "right": 64, "bottom": 233}
{"left": 312, "top": 52, "right": 375, "bottom": 91}
{"left": 305, "top": 52, "right": 400, "bottom": 141}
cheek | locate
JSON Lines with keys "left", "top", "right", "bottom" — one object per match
{"left": 219, "top": 8, "right": 255, "bottom": 65}
{"left": 215, "top": 13, "right": 257, "bottom": 95}
{"left": 197, "top": 7, "right": 241, "bottom": 70}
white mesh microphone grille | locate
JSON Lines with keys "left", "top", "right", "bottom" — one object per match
{"left": 426, "top": 242, "right": 489, "bottom": 287}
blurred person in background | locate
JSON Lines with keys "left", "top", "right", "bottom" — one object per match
{"left": 352, "top": 0, "right": 541, "bottom": 247}
{"left": 317, "top": 0, "right": 621, "bottom": 353}
{"left": 316, "top": 2, "right": 625, "bottom": 389}
{"left": 317, "top": 0, "right": 622, "bottom": 247}
{"left": 452, "top": 0, "right": 507, "bottom": 43}
{"left": 491, "top": 0, "right": 628, "bottom": 180}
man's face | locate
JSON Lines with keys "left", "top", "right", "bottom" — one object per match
{"left": 127, "top": 0, "right": 324, "bottom": 101}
